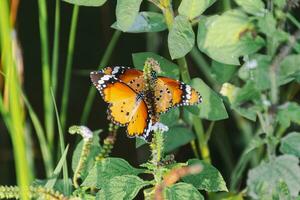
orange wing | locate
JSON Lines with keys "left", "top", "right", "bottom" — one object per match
{"left": 157, "top": 77, "right": 202, "bottom": 112}
{"left": 90, "top": 71, "right": 152, "bottom": 140}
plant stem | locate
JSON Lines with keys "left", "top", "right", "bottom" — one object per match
{"left": 0, "top": 1, "right": 31, "bottom": 199}
{"left": 51, "top": 0, "right": 60, "bottom": 96}
{"left": 38, "top": 0, "right": 54, "bottom": 149}
{"left": 60, "top": 5, "right": 79, "bottom": 130}
{"left": 152, "top": 0, "right": 212, "bottom": 163}
{"left": 80, "top": 30, "right": 121, "bottom": 124}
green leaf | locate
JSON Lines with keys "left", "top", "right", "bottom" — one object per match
{"left": 197, "top": 10, "right": 264, "bottom": 65}
{"left": 116, "top": 0, "right": 142, "bottom": 31}
{"left": 62, "top": 0, "right": 107, "bottom": 6}
{"left": 238, "top": 54, "right": 272, "bottom": 90}
{"left": 278, "top": 54, "right": 300, "bottom": 84}
{"left": 191, "top": 78, "right": 228, "bottom": 121}
{"left": 164, "top": 126, "right": 196, "bottom": 153}
{"left": 280, "top": 132, "right": 300, "bottom": 157}
{"left": 165, "top": 182, "right": 204, "bottom": 200}
{"left": 71, "top": 133, "right": 101, "bottom": 179}
{"left": 211, "top": 61, "right": 238, "bottom": 84}
{"left": 168, "top": 16, "right": 195, "bottom": 59}
{"left": 97, "top": 175, "right": 149, "bottom": 200}
{"left": 277, "top": 102, "right": 300, "bottom": 129}
{"left": 257, "top": 12, "right": 277, "bottom": 36}
{"left": 182, "top": 159, "right": 228, "bottom": 192}
{"left": 132, "top": 52, "right": 180, "bottom": 79}
{"left": 82, "top": 157, "right": 144, "bottom": 188}
{"left": 274, "top": 0, "right": 286, "bottom": 8}
{"left": 247, "top": 155, "right": 300, "bottom": 199}
{"left": 178, "top": 0, "right": 216, "bottom": 20}
{"left": 160, "top": 108, "right": 180, "bottom": 127}
{"left": 231, "top": 81, "right": 261, "bottom": 121}
{"left": 235, "top": 0, "right": 265, "bottom": 16}
{"left": 111, "top": 12, "right": 167, "bottom": 33}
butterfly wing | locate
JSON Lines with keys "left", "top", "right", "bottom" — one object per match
{"left": 156, "top": 77, "right": 202, "bottom": 113}
{"left": 90, "top": 71, "right": 152, "bottom": 139}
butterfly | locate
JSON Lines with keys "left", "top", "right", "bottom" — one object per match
{"left": 90, "top": 66, "right": 202, "bottom": 141}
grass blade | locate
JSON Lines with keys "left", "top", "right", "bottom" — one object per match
{"left": 51, "top": 0, "right": 61, "bottom": 96}
{"left": 38, "top": 0, "right": 54, "bottom": 148}
{"left": 60, "top": 5, "right": 79, "bottom": 131}
{"left": 45, "top": 145, "right": 69, "bottom": 189}
{"left": 80, "top": 30, "right": 121, "bottom": 124}
{"left": 0, "top": 1, "right": 32, "bottom": 199}
{"left": 23, "top": 94, "right": 54, "bottom": 176}
{"left": 51, "top": 89, "right": 70, "bottom": 195}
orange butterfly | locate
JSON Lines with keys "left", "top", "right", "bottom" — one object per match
{"left": 90, "top": 66, "right": 202, "bottom": 141}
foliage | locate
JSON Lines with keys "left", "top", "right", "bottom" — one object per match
{"left": 0, "top": 0, "right": 300, "bottom": 199}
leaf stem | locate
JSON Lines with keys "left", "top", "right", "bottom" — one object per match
{"left": 80, "top": 30, "right": 121, "bottom": 124}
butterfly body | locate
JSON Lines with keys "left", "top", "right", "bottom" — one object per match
{"left": 90, "top": 66, "right": 202, "bottom": 141}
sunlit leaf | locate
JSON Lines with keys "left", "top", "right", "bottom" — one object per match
{"left": 235, "top": 0, "right": 265, "bottom": 16}
{"left": 197, "top": 10, "right": 264, "bottom": 65}
{"left": 178, "top": 0, "right": 216, "bottom": 20}
{"left": 116, "top": 0, "right": 142, "bottom": 31}
{"left": 62, "top": 0, "right": 107, "bottom": 6}
{"left": 168, "top": 16, "right": 195, "bottom": 59}
{"left": 111, "top": 12, "right": 167, "bottom": 33}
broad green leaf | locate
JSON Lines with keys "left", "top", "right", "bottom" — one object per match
{"left": 211, "top": 61, "right": 238, "bottom": 84}
{"left": 116, "top": 0, "right": 142, "bottom": 31}
{"left": 280, "top": 132, "right": 300, "bottom": 157}
{"left": 277, "top": 102, "right": 300, "bottom": 129}
{"left": 274, "top": 0, "right": 286, "bottom": 8}
{"left": 62, "top": 0, "right": 106, "bottom": 6}
{"left": 97, "top": 175, "right": 149, "bottom": 200}
{"left": 168, "top": 16, "right": 195, "bottom": 59}
{"left": 247, "top": 155, "right": 300, "bottom": 199}
{"left": 82, "top": 157, "right": 144, "bottom": 188}
{"left": 132, "top": 52, "right": 180, "bottom": 79}
{"left": 160, "top": 108, "right": 180, "bottom": 127}
{"left": 71, "top": 133, "right": 101, "bottom": 179}
{"left": 278, "top": 54, "right": 300, "bottom": 84}
{"left": 165, "top": 182, "right": 204, "bottom": 200}
{"left": 182, "top": 159, "right": 228, "bottom": 192}
{"left": 191, "top": 78, "right": 228, "bottom": 121}
{"left": 235, "top": 0, "right": 265, "bottom": 16}
{"left": 178, "top": 0, "right": 216, "bottom": 20}
{"left": 257, "top": 12, "right": 276, "bottom": 36}
{"left": 197, "top": 10, "right": 264, "bottom": 65}
{"left": 111, "top": 12, "right": 167, "bottom": 33}
{"left": 238, "top": 54, "right": 271, "bottom": 90}
{"left": 164, "top": 126, "right": 196, "bottom": 153}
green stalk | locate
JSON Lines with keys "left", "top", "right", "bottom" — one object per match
{"left": 51, "top": 0, "right": 60, "bottom": 95}
{"left": 80, "top": 30, "right": 121, "bottom": 124}
{"left": 60, "top": 5, "right": 79, "bottom": 130}
{"left": 0, "top": 1, "right": 31, "bottom": 199}
{"left": 154, "top": 0, "right": 211, "bottom": 163}
{"left": 38, "top": 0, "right": 54, "bottom": 148}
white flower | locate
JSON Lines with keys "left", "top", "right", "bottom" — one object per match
{"left": 151, "top": 122, "right": 169, "bottom": 133}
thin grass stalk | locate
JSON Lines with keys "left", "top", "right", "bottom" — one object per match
{"left": 51, "top": 0, "right": 60, "bottom": 96}
{"left": 80, "top": 30, "right": 121, "bottom": 124}
{"left": 0, "top": 1, "right": 31, "bottom": 199}
{"left": 38, "top": 0, "right": 54, "bottom": 149}
{"left": 60, "top": 5, "right": 79, "bottom": 131}
{"left": 23, "top": 94, "right": 53, "bottom": 176}
{"left": 51, "top": 90, "right": 70, "bottom": 195}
